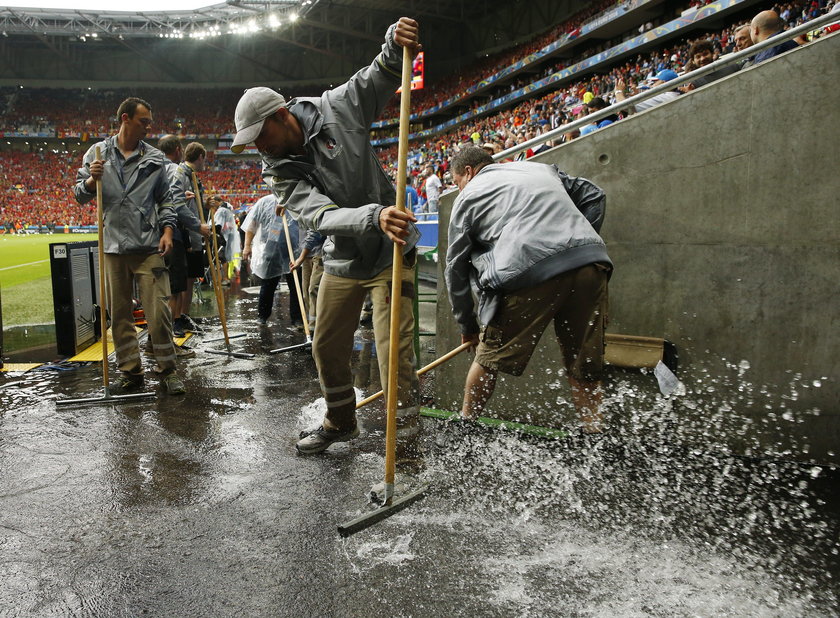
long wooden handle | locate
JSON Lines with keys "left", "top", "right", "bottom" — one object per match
{"left": 209, "top": 204, "right": 224, "bottom": 287}
{"left": 281, "top": 212, "right": 311, "bottom": 340}
{"left": 383, "top": 46, "right": 414, "bottom": 497}
{"left": 209, "top": 211, "right": 230, "bottom": 341}
{"left": 191, "top": 174, "right": 230, "bottom": 346}
{"left": 356, "top": 341, "right": 472, "bottom": 409}
{"left": 94, "top": 146, "right": 109, "bottom": 391}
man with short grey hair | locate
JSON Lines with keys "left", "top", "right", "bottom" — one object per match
{"left": 734, "top": 24, "right": 754, "bottom": 52}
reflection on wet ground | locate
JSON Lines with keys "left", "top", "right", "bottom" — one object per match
{"left": 1, "top": 284, "right": 838, "bottom": 616}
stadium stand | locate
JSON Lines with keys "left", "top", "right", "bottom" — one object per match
{"left": 0, "top": 0, "right": 834, "bottom": 227}
{"left": 0, "top": 151, "right": 95, "bottom": 230}
{"left": 0, "top": 151, "right": 265, "bottom": 230}
{"left": 373, "top": 0, "right": 836, "bottom": 178}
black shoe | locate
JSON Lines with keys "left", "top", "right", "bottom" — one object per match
{"left": 180, "top": 314, "right": 204, "bottom": 333}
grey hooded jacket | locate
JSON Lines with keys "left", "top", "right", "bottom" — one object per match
{"left": 74, "top": 136, "right": 176, "bottom": 254}
{"left": 445, "top": 161, "right": 612, "bottom": 334}
{"left": 261, "top": 22, "right": 419, "bottom": 280}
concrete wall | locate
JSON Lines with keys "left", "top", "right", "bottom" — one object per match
{"left": 434, "top": 33, "right": 840, "bottom": 463}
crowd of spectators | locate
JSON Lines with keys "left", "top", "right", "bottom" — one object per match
{"left": 375, "top": 0, "right": 836, "bottom": 181}
{"left": 0, "top": 88, "right": 229, "bottom": 138}
{"left": 0, "top": 86, "right": 325, "bottom": 139}
{"left": 0, "top": 151, "right": 95, "bottom": 230}
{"left": 0, "top": 151, "right": 265, "bottom": 229}
{"left": 0, "top": 0, "right": 629, "bottom": 139}
{"left": 0, "top": 0, "right": 829, "bottom": 144}
{"left": 201, "top": 158, "right": 265, "bottom": 207}
{"left": 0, "top": 0, "right": 705, "bottom": 137}
{"left": 374, "top": 0, "right": 832, "bottom": 124}
{"left": 375, "top": 0, "right": 626, "bottom": 121}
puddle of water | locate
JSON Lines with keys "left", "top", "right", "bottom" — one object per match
{"left": 3, "top": 323, "right": 57, "bottom": 359}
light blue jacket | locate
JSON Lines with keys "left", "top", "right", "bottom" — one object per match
{"left": 74, "top": 136, "right": 176, "bottom": 254}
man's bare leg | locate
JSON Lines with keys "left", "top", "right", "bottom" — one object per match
{"left": 177, "top": 290, "right": 190, "bottom": 319}
{"left": 461, "top": 361, "right": 498, "bottom": 419}
{"left": 168, "top": 295, "right": 179, "bottom": 326}
{"left": 568, "top": 376, "right": 603, "bottom": 433}
{"left": 184, "top": 278, "right": 195, "bottom": 316}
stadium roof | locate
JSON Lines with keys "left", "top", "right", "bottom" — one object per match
{"left": 0, "top": 0, "right": 558, "bottom": 87}
{"left": 0, "top": 0, "right": 492, "bottom": 40}
{"left": 0, "top": 0, "right": 317, "bottom": 39}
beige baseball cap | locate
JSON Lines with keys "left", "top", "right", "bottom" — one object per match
{"left": 231, "top": 87, "right": 287, "bottom": 154}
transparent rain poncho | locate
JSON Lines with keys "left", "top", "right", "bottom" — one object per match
{"left": 212, "top": 203, "right": 242, "bottom": 264}
{"left": 241, "top": 196, "right": 299, "bottom": 280}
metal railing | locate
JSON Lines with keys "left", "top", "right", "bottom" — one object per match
{"left": 493, "top": 12, "right": 839, "bottom": 162}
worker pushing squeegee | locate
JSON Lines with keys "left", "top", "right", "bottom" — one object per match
{"left": 59, "top": 144, "right": 159, "bottom": 405}
{"left": 229, "top": 17, "right": 425, "bottom": 533}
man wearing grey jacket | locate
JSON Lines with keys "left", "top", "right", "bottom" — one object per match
{"left": 445, "top": 147, "right": 612, "bottom": 433}
{"left": 166, "top": 141, "right": 213, "bottom": 332}
{"left": 74, "top": 97, "right": 186, "bottom": 395}
{"left": 230, "top": 17, "right": 422, "bottom": 455}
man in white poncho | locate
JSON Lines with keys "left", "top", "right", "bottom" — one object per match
{"left": 210, "top": 198, "right": 241, "bottom": 285}
{"left": 241, "top": 193, "right": 303, "bottom": 325}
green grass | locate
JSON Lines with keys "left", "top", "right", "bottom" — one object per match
{"left": 2, "top": 277, "right": 56, "bottom": 327}
{"left": 0, "top": 233, "right": 98, "bottom": 326}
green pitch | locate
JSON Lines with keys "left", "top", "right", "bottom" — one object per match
{"left": 0, "top": 233, "right": 98, "bottom": 325}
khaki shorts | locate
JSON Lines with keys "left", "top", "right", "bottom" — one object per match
{"left": 165, "top": 239, "right": 187, "bottom": 294}
{"left": 474, "top": 263, "right": 609, "bottom": 380}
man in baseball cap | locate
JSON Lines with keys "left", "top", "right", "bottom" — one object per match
{"left": 231, "top": 87, "right": 287, "bottom": 154}
{"left": 233, "top": 18, "right": 424, "bottom": 462}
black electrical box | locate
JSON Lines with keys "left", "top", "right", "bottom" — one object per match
{"left": 50, "top": 241, "right": 100, "bottom": 357}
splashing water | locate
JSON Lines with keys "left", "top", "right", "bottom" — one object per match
{"left": 345, "top": 531, "right": 417, "bottom": 572}
{"left": 395, "top": 366, "right": 840, "bottom": 615}
{"left": 297, "top": 387, "right": 368, "bottom": 429}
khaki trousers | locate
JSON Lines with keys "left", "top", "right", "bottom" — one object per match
{"left": 313, "top": 262, "right": 419, "bottom": 439}
{"left": 300, "top": 256, "right": 313, "bottom": 317}
{"left": 307, "top": 255, "right": 324, "bottom": 332}
{"left": 105, "top": 252, "right": 176, "bottom": 376}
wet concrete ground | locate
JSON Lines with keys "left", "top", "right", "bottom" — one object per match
{"left": 2, "top": 283, "right": 839, "bottom": 616}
